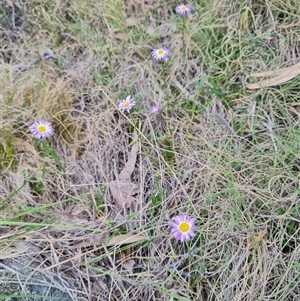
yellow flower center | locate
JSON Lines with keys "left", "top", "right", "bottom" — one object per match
{"left": 37, "top": 125, "right": 47, "bottom": 133}
{"left": 123, "top": 102, "right": 130, "bottom": 108}
{"left": 179, "top": 222, "right": 190, "bottom": 233}
{"left": 180, "top": 6, "right": 187, "bottom": 11}
{"left": 157, "top": 49, "right": 164, "bottom": 55}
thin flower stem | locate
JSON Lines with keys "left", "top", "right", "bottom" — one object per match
{"left": 137, "top": 225, "right": 269, "bottom": 280}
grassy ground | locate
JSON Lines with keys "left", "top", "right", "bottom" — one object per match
{"left": 0, "top": 0, "right": 299, "bottom": 300}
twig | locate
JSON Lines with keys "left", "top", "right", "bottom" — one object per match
{"left": 13, "top": 49, "right": 54, "bottom": 80}
{"left": 212, "top": 113, "right": 241, "bottom": 154}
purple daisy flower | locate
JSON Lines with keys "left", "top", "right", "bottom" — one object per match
{"left": 176, "top": 4, "right": 191, "bottom": 15}
{"left": 169, "top": 215, "right": 198, "bottom": 243}
{"left": 151, "top": 47, "right": 169, "bottom": 61}
{"left": 150, "top": 105, "right": 160, "bottom": 114}
{"left": 29, "top": 120, "right": 54, "bottom": 139}
{"left": 118, "top": 95, "right": 136, "bottom": 113}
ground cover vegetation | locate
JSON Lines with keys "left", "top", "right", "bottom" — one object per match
{"left": 0, "top": 0, "right": 299, "bottom": 300}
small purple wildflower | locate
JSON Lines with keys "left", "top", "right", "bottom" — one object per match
{"left": 169, "top": 215, "right": 198, "bottom": 243}
{"left": 151, "top": 47, "right": 169, "bottom": 61}
{"left": 150, "top": 105, "right": 160, "bottom": 114}
{"left": 176, "top": 4, "right": 191, "bottom": 15}
{"left": 118, "top": 95, "right": 136, "bottom": 113}
{"left": 29, "top": 120, "right": 54, "bottom": 139}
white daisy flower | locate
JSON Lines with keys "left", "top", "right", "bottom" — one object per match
{"left": 169, "top": 215, "right": 198, "bottom": 243}
{"left": 151, "top": 47, "right": 170, "bottom": 61}
{"left": 29, "top": 120, "right": 54, "bottom": 139}
{"left": 176, "top": 4, "right": 191, "bottom": 15}
{"left": 118, "top": 95, "right": 136, "bottom": 113}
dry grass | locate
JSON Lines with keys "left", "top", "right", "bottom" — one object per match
{"left": 0, "top": 0, "right": 299, "bottom": 300}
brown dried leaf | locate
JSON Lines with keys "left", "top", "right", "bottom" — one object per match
{"left": 113, "top": 33, "right": 128, "bottom": 40}
{"left": 247, "top": 63, "right": 300, "bottom": 89}
{"left": 119, "top": 131, "right": 139, "bottom": 181}
{"left": 250, "top": 67, "right": 290, "bottom": 77}
{"left": 106, "top": 233, "right": 147, "bottom": 246}
{"left": 248, "top": 230, "right": 268, "bottom": 249}
{"left": 247, "top": 74, "right": 299, "bottom": 89}
{"left": 122, "top": 259, "right": 135, "bottom": 273}
{"left": 108, "top": 181, "right": 139, "bottom": 208}
{"left": 126, "top": 17, "right": 141, "bottom": 27}
{"left": 240, "top": 9, "right": 249, "bottom": 31}
{"left": 70, "top": 233, "right": 109, "bottom": 249}
{"left": 109, "top": 131, "right": 139, "bottom": 208}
